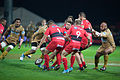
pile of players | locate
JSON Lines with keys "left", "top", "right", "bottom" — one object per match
{"left": 0, "top": 12, "right": 116, "bottom": 73}
{"left": 20, "top": 12, "right": 93, "bottom": 73}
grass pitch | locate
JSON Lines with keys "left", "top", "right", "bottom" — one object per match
{"left": 0, "top": 44, "right": 120, "bottom": 80}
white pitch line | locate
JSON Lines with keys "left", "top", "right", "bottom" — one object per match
{"left": 87, "top": 63, "right": 120, "bottom": 66}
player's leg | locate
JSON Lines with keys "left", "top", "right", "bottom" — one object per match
{"left": 94, "top": 52, "right": 103, "bottom": 70}
{"left": 39, "top": 43, "right": 46, "bottom": 59}
{"left": 0, "top": 41, "right": 8, "bottom": 59}
{"left": 43, "top": 48, "right": 51, "bottom": 70}
{"left": 94, "top": 46, "right": 104, "bottom": 70}
{"left": 61, "top": 49, "right": 69, "bottom": 73}
{"left": 20, "top": 42, "right": 37, "bottom": 61}
{"left": 0, "top": 43, "right": 15, "bottom": 60}
{"left": 50, "top": 50, "right": 60, "bottom": 69}
{"left": 100, "top": 47, "right": 114, "bottom": 71}
{"left": 28, "top": 37, "right": 31, "bottom": 47}
{"left": 75, "top": 52, "right": 84, "bottom": 71}
{"left": 49, "top": 52, "right": 56, "bottom": 63}
{"left": 79, "top": 52, "right": 87, "bottom": 68}
{"left": 43, "top": 41, "right": 57, "bottom": 70}
{"left": 69, "top": 52, "right": 75, "bottom": 72}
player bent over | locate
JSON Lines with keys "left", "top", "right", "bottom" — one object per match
{"left": 61, "top": 19, "right": 90, "bottom": 73}
{"left": 37, "top": 20, "right": 65, "bottom": 71}
{"left": 20, "top": 24, "right": 47, "bottom": 61}
{"left": 0, "top": 18, "right": 25, "bottom": 60}
{"left": 77, "top": 12, "right": 93, "bottom": 68}
{"left": 92, "top": 22, "right": 116, "bottom": 71}
{"left": 50, "top": 20, "right": 72, "bottom": 70}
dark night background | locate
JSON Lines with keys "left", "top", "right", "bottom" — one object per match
{"left": 0, "top": 0, "right": 120, "bottom": 25}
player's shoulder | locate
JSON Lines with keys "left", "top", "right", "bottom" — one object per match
{"left": 9, "top": 24, "right": 15, "bottom": 27}
{"left": 19, "top": 25, "right": 24, "bottom": 30}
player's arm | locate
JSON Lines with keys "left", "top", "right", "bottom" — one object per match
{"left": 18, "top": 28, "right": 25, "bottom": 49}
{"left": 37, "top": 34, "right": 47, "bottom": 50}
{"left": 31, "top": 29, "right": 39, "bottom": 41}
{"left": 85, "top": 31, "right": 91, "bottom": 47}
{"left": 64, "top": 27, "right": 72, "bottom": 41}
{"left": 92, "top": 29, "right": 101, "bottom": 37}
{"left": 64, "top": 34, "right": 70, "bottom": 41}
{"left": 36, "top": 28, "right": 49, "bottom": 50}
{"left": 2, "top": 26, "right": 11, "bottom": 40}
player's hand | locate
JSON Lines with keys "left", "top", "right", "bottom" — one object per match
{"left": 18, "top": 45, "right": 21, "bottom": 49}
{"left": 2, "top": 35, "right": 5, "bottom": 41}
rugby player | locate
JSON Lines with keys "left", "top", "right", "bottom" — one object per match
{"left": 50, "top": 20, "right": 72, "bottom": 70}
{"left": 25, "top": 21, "right": 36, "bottom": 47}
{"left": 92, "top": 22, "right": 116, "bottom": 71}
{"left": 0, "top": 18, "right": 25, "bottom": 60}
{"left": 77, "top": 12, "right": 92, "bottom": 68}
{"left": 61, "top": 19, "right": 90, "bottom": 73}
{"left": 36, "top": 20, "right": 65, "bottom": 70}
{"left": 20, "top": 21, "right": 47, "bottom": 61}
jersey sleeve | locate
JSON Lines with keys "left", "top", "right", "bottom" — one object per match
{"left": 101, "top": 31, "right": 108, "bottom": 38}
{"left": 0, "top": 25, "right": 4, "bottom": 34}
{"left": 44, "top": 28, "right": 50, "bottom": 36}
{"left": 20, "top": 27, "right": 25, "bottom": 39}
{"left": 84, "top": 30, "right": 89, "bottom": 37}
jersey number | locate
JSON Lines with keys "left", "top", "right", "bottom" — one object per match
{"left": 57, "top": 28, "right": 61, "bottom": 33}
{"left": 76, "top": 31, "right": 81, "bottom": 38}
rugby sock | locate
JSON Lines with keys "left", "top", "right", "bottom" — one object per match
{"left": 103, "top": 55, "right": 108, "bottom": 67}
{"left": 3, "top": 51, "right": 8, "bottom": 56}
{"left": 1, "top": 48, "right": 5, "bottom": 53}
{"left": 44, "top": 54, "right": 49, "bottom": 68}
{"left": 51, "top": 60, "right": 57, "bottom": 67}
{"left": 62, "top": 58, "right": 68, "bottom": 70}
{"left": 79, "top": 64, "right": 83, "bottom": 68}
{"left": 82, "top": 61, "right": 86, "bottom": 66}
{"left": 24, "top": 50, "right": 31, "bottom": 56}
{"left": 95, "top": 57, "right": 99, "bottom": 68}
{"left": 70, "top": 56, "right": 75, "bottom": 68}
{"left": 0, "top": 51, "right": 8, "bottom": 59}
{"left": 57, "top": 53, "right": 61, "bottom": 66}
{"left": 40, "top": 54, "right": 44, "bottom": 59}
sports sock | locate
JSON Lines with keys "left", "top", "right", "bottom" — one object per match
{"left": 79, "top": 64, "right": 83, "bottom": 68}
{"left": 62, "top": 58, "right": 68, "bottom": 70}
{"left": 82, "top": 61, "right": 86, "bottom": 66}
{"left": 95, "top": 56, "right": 99, "bottom": 68}
{"left": 0, "top": 51, "right": 8, "bottom": 59}
{"left": 44, "top": 54, "right": 49, "bottom": 68}
{"left": 56, "top": 53, "right": 61, "bottom": 66}
{"left": 70, "top": 56, "right": 75, "bottom": 68}
{"left": 24, "top": 50, "right": 32, "bottom": 56}
{"left": 103, "top": 55, "right": 108, "bottom": 67}
{"left": 51, "top": 60, "right": 57, "bottom": 67}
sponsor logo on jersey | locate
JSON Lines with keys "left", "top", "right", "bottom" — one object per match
{"left": 74, "top": 27, "right": 77, "bottom": 29}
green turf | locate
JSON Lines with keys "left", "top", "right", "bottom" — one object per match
{"left": 0, "top": 44, "right": 120, "bottom": 80}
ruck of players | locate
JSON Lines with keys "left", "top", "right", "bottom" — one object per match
{"left": 0, "top": 12, "right": 116, "bottom": 73}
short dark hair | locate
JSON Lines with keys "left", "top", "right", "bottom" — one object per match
{"left": 66, "top": 20, "right": 73, "bottom": 25}
{"left": 47, "top": 20, "right": 54, "bottom": 25}
{"left": 79, "top": 12, "right": 86, "bottom": 18}
{"left": 75, "top": 19, "right": 81, "bottom": 25}
{"left": 68, "top": 16, "right": 73, "bottom": 19}
{"left": 12, "top": 18, "right": 21, "bottom": 24}
{"left": 0, "top": 18, "right": 6, "bottom": 22}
